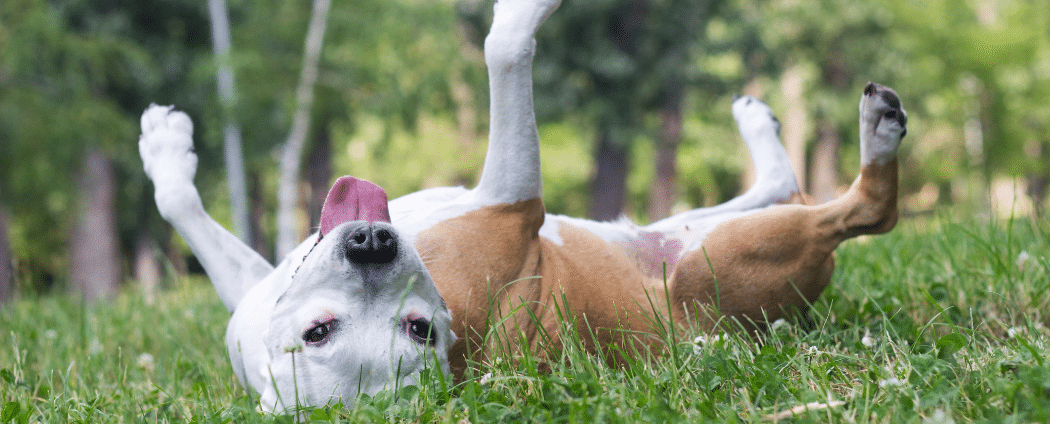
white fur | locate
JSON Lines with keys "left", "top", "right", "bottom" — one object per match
{"left": 139, "top": 0, "right": 840, "bottom": 412}
{"left": 141, "top": 108, "right": 455, "bottom": 412}
{"left": 860, "top": 87, "right": 907, "bottom": 166}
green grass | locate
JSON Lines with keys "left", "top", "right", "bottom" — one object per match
{"left": 2, "top": 215, "right": 1049, "bottom": 423}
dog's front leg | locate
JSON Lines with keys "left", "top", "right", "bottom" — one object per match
{"left": 472, "top": 0, "right": 561, "bottom": 205}
{"left": 139, "top": 105, "right": 274, "bottom": 311}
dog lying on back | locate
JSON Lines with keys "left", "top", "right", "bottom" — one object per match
{"left": 139, "top": 0, "right": 905, "bottom": 411}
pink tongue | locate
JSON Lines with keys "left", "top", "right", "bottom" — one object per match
{"left": 319, "top": 176, "right": 391, "bottom": 238}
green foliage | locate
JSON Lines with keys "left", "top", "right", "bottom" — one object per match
{"left": 0, "top": 0, "right": 476, "bottom": 288}
{"left": 3, "top": 217, "right": 1050, "bottom": 422}
{"left": 0, "top": 0, "right": 213, "bottom": 287}
{"left": 3, "top": 0, "right": 1050, "bottom": 294}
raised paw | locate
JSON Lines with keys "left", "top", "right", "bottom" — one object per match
{"left": 729, "top": 94, "right": 799, "bottom": 200}
{"left": 858, "top": 82, "right": 907, "bottom": 166}
{"left": 732, "top": 95, "right": 781, "bottom": 147}
{"left": 139, "top": 104, "right": 198, "bottom": 186}
{"left": 490, "top": 0, "right": 561, "bottom": 38}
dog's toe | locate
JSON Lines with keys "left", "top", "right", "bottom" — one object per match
{"left": 141, "top": 104, "right": 172, "bottom": 134}
{"left": 167, "top": 110, "right": 194, "bottom": 136}
{"left": 140, "top": 105, "right": 193, "bottom": 137}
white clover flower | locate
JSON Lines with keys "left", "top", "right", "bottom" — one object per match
{"left": 44, "top": 329, "right": 58, "bottom": 340}
{"left": 1007, "top": 326, "right": 1024, "bottom": 338}
{"left": 693, "top": 334, "right": 724, "bottom": 348}
{"left": 479, "top": 372, "right": 492, "bottom": 385}
{"left": 770, "top": 319, "right": 789, "bottom": 332}
{"left": 861, "top": 331, "right": 876, "bottom": 348}
{"left": 1016, "top": 250, "right": 1031, "bottom": 271}
{"left": 923, "top": 408, "right": 956, "bottom": 424}
{"left": 88, "top": 339, "right": 103, "bottom": 355}
{"left": 137, "top": 353, "right": 155, "bottom": 372}
{"left": 878, "top": 378, "right": 904, "bottom": 388}
{"left": 808, "top": 346, "right": 821, "bottom": 355}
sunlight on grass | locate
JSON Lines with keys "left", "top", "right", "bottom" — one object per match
{"left": 2, "top": 216, "right": 1049, "bottom": 422}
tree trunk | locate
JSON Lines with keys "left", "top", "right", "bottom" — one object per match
{"left": 590, "top": 130, "right": 630, "bottom": 221}
{"left": 207, "top": 0, "right": 252, "bottom": 246}
{"left": 69, "top": 148, "right": 121, "bottom": 303}
{"left": 249, "top": 171, "right": 271, "bottom": 261}
{"left": 451, "top": 71, "right": 478, "bottom": 186}
{"left": 1025, "top": 141, "right": 1048, "bottom": 217}
{"left": 809, "top": 118, "right": 841, "bottom": 204}
{"left": 779, "top": 65, "right": 809, "bottom": 190}
{"left": 276, "top": 0, "right": 332, "bottom": 260}
{"left": 160, "top": 226, "right": 188, "bottom": 281}
{"left": 133, "top": 232, "right": 161, "bottom": 304}
{"left": 810, "top": 50, "right": 849, "bottom": 204}
{"left": 648, "top": 87, "right": 683, "bottom": 222}
{"left": 0, "top": 199, "right": 13, "bottom": 304}
{"left": 307, "top": 124, "right": 332, "bottom": 228}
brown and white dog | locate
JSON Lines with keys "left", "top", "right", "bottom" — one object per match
{"left": 139, "top": 0, "right": 905, "bottom": 412}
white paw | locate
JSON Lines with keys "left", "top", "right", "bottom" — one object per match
{"left": 491, "top": 0, "right": 561, "bottom": 37}
{"left": 732, "top": 95, "right": 781, "bottom": 142}
{"left": 858, "top": 82, "right": 907, "bottom": 166}
{"left": 139, "top": 104, "right": 198, "bottom": 186}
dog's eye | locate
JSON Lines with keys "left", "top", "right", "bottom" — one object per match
{"left": 303, "top": 321, "right": 333, "bottom": 345}
{"left": 884, "top": 109, "right": 897, "bottom": 120}
{"left": 407, "top": 318, "right": 435, "bottom": 346}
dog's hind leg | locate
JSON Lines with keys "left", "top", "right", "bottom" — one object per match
{"left": 721, "top": 95, "right": 802, "bottom": 211}
{"left": 647, "top": 95, "right": 800, "bottom": 233}
{"left": 470, "top": 0, "right": 561, "bottom": 206}
{"left": 139, "top": 105, "right": 274, "bottom": 312}
{"left": 669, "top": 83, "right": 906, "bottom": 330}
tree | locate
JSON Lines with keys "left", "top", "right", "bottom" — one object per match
{"left": 0, "top": 194, "right": 12, "bottom": 303}
{"left": 68, "top": 148, "right": 122, "bottom": 302}
{"left": 0, "top": 0, "right": 216, "bottom": 295}
{"left": 275, "top": 0, "right": 332, "bottom": 260}
{"left": 207, "top": 0, "right": 251, "bottom": 246}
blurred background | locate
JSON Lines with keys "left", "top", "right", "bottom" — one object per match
{"left": 0, "top": 0, "right": 1047, "bottom": 303}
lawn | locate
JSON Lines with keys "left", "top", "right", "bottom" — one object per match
{"left": 2, "top": 215, "right": 1049, "bottom": 423}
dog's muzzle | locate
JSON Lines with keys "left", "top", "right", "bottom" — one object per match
{"left": 344, "top": 223, "right": 398, "bottom": 264}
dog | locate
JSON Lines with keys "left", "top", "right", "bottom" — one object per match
{"left": 139, "top": 0, "right": 906, "bottom": 412}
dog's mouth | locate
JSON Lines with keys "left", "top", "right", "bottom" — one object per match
{"left": 292, "top": 176, "right": 395, "bottom": 276}
{"left": 319, "top": 176, "right": 392, "bottom": 240}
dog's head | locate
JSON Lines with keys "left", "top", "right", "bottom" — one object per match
{"left": 259, "top": 176, "right": 455, "bottom": 411}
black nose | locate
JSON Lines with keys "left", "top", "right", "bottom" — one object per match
{"left": 345, "top": 224, "right": 398, "bottom": 264}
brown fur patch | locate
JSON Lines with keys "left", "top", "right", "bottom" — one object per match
{"left": 414, "top": 158, "right": 897, "bottom": 378}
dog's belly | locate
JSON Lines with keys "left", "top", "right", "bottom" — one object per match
{"left": 411, "top": 198, "right": 719, "bottom": 373}
{"left": 540, "top": 208, "right": 774, "bottom": 278}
